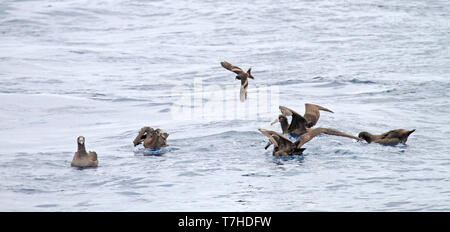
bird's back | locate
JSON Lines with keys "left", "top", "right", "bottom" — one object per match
{"left": 71, "top": 151, "right": 98, "bottom": 167}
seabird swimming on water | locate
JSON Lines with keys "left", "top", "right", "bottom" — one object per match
{"left": 133, "top": 126, "right": 169, "bottom": 148}
{"left": 71, "top": 136, "right": 98, "bottom": 167}
{"left": 358, "top": 129, "right": 415, "bottom": 145}
{"left": 259, "top": 128, "right": 361, "bottom": 156}
{"left": 220, "top": 61, "right": 254, "bottom": 102}
{"left": 271, "top": 104, "right": 334, "bottom": 135}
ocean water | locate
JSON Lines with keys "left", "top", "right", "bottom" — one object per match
{"left": 0, "top": 0, "right": 449, "bottom": 211}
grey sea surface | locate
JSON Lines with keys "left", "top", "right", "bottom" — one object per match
{"left": 0, "top": 0, "right": 449, "bottom": 211}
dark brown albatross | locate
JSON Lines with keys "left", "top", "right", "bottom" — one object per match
{"left": 271, "top": 104, "right": 334, "bottom": 135}
{"left": 220, "top": 61, "right": 254, "bottom": 102}
{"left": 133, "top": 126, "right": 169, "bottom": 148}
{"left": 358, "top": 129, "right": 415, "bottom": 145}
{"left": 71, "top": 136, "right": 98, "bottom": 167}
{"left": 259, "top": 128, "right": 362, "bottom": 156}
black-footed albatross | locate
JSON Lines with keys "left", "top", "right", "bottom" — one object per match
{"left": 71, "top": 136, "right": 98, "bottom": 167}
{"left": 358, "top": 129, "right": 415, "bottom": 145}
{"left": 220, "top": 61, "right": 254, "bottom": 102}
{"left": 259, "top": 127, "right": 362, "bottom": 156}
{"left": 133, "top": 126, "right": 169, "bottom": 148}
{"left": 271, "top": 104, "right": 334, "bottom": 135}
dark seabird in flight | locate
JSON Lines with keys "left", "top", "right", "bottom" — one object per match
{"left": 220, "top": 61, "right": 254, "bottom": 102}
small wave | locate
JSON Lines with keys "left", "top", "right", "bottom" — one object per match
{"left": 176, "top": 130, "right": 260, "bottom": 141}
{"left": 71, "top": 166, "right": 98, "bottom": 170}
{"left": 1, "top": 19, "right": 44, "bottom": 26}
{"left": 117, "top": 191, "right": 143, "bottom": 196}
{"left": 178, "top": 171, "right": 204, "bottom": 177}
{"left": 333, "top": 149, "right": 352, "bottom": 155}
{"left": 312, "top": 76, "right": 326, "bottom": 81}
{"left": 349, "top": 78, "right": 376, "bottom": 84}
{"left": 242, "top": 172, "right": 273, "bottom": 177}
{"left": 133, "top": 147, "right": 169, "bottom": 156}
{"left": 312, "top": 77, "right": 377, "bottom": 88}
{"left": 314, "top": 80, "right": 346, "bottom": 88}
{"left": 35, "top": 204, "right": 59, "bottom": 208}
{"left": 385, "top": 201, "right": 411, "bottom": 208}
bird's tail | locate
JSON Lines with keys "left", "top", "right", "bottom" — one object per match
{"left": 247, "top": 68, "right": 254, "bottom": 79}
{"left": 407, "top": 129, "right": 416, "bottom": 136}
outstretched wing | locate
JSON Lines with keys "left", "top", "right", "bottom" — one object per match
{"left": 304, "top": 103, "right": 334, "bottom": 128}
{"left": 258, "top": 128, "right": 293, "bottom": 148}
{"left": 279, "top": 106, "right": 308, "bottom": 134}
{"left": 221, "top": 61, "right": 244, "bottom": 74}
{"left": 295, "top": 127, "right": 361, "bottom": 148}
{"left": 279, "top": 105, "right": 299, "bottom": 117}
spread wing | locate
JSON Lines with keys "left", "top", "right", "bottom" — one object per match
{"left": 304, "top": 103, "right": 334, "bottom": 128}
{"left": 279, "top": 106, "right": 308, "bottom": 134}
{"left": 258, "top": 128, "right": 293, "bottom": 148}
{"left": 221, "top": 61, "right": 244, "bottom": 74}
{"left": 295, "top": 127, "right": 361, "bottom": 148}
{"left": 305, "top": 103, "right": 333, "bottom": 114}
